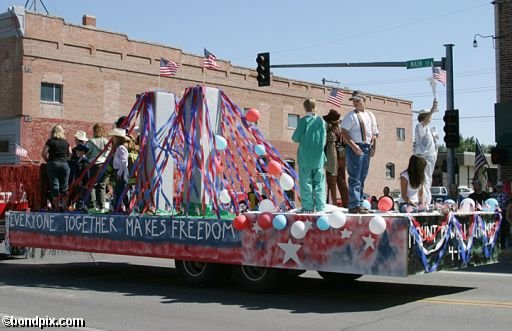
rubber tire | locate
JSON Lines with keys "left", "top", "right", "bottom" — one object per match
{"left": 233, "top": 265, "right": 284, "bottom": 293}
{"left": 317, "top": 271, "right": 363, "bottom": 282}
{"left": 175, "top": 260, "right": 230, "bottom": 288}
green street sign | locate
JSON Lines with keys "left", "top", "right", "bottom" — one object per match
{"left": 406, "top": 58, "right": 434, "bottom": 69}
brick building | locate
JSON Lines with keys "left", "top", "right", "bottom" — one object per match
{"left": 0, "top": 6, "right": 413, "bottom": 197}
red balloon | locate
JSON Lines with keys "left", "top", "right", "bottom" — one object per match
{"left": 245, "top": 108, "right": 260, "bottom": 123}
{"left": 233, "top": 215, "right": 248, "bottom": 231}
{"left": 267, "top": 160, "right": 282, "bottom": 177}
{"left": 377, "top": 196, "right": 393, "bottom": 211}
{"left": 257, "top": 212, "right": 273, "bottom": 229}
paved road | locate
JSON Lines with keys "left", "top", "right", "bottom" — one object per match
{"left": 1, "top": 250, "right": 512, "bottom": 331}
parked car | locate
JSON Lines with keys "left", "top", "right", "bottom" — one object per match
{"left": 430, "top": 186, "right": 448, "bottom": 203}
{"left": 458, "top": 186, "right": 473, "bottom": 198}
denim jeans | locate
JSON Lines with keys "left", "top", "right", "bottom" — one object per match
{"left": 46, "top": 161, "right": 70, "bottom": 200}
{"left": 345, "top": 143, "right": 371, "bottom": 209}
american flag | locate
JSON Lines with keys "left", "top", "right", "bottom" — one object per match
{"left": 160, "top": 58, "right": 179, "bottom": 77}
{"left": 432, "top": 67, "right": 447, "bottom": 86}
{"left": 474, "top": 139, "right": 489, "bottom": 178}
{"left": 326, "top": 88, "right": 343, "bottom": 107}
{"left": 204, "top": 48, "right": 220, "bottom": 70}
{"left": 14, "top": 143, "right": 27, "bottom": 157}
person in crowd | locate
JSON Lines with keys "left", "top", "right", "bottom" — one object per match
{"left": 115, "top": 115, "right": 128, "bottom": 129}
{"left": 370, "top": 195, "right": 378, "bottom": 210}
{"left": 413, "top": 99, "right": 439, "bottom": 205}
{"left": 492, "top": 180, "right": 509, "bottom": 211}
{"left": 323, "top": 109, "right": 342, "bottom": 206}
{"left": 85, "top": 123, "right": 110, "bottom": 212}
{"left": 41, "top": 124, "right": 71, "bottom": 210}
{"left": 505, "top": 198, "right": 512, "bottom": 248}
{"left": 493, "top": 180, "right": 510, "bottom": 248}
{"left": 468, "top": 179, "right": 491, "bottom": 208}
{"left": 109, "top": 128, "right": 130, "bottom": 212}
{"left": 383, "top": 186, "right": 391, "bottom": 198}
{"left": 398, "top": 155, "right": 427, "bottom": 212}
{"left": 341, "top": 90, "right": 379, "bottom": 214}
{"left": 445, "top": 183, "right": 464, "bottom": 207}
{"left": 291, "top": 98, "right": 326, "bottom": 213}
{"left": 68, "top": 130, "right": 88, "bottom": 184}
{"left": 73, "top": 143, "right": 90, "bottom": 211}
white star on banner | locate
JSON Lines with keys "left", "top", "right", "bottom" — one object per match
{"left": 304, "top": 220, "right": 313, "bottom": 231}
{"left": 277, "top": 239, "right": 302, "bottom": 265}
{"left": 252, "top": 222, "right": 262, "bottom": 233}
{"left": 362, "top": 235, "right": 375, "bottom": 250}
{"left": 340, "top": 228, "right": 353, "bottom": 239}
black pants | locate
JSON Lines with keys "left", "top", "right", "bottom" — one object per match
{"left": 500, "top": 215, "right": 510, "bottom": 248}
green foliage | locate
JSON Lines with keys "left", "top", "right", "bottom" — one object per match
{"left": 439, "top": 135, "right": 493, "bottom": 153}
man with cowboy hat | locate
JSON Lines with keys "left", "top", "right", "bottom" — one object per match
{"left": 341, "top": 90, "right": 379, "bottom": 214}
{"left": 323, "top": 109, "right": 347, "bottom": 207}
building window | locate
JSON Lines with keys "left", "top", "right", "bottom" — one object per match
{"left": 288, "top": 114, "right": 299, "bottom": 129}
{"left": 386, "top": 162, "right": 395, "bottom": 179}
{"left": 41, "top": 83, "right": 63, "bottom": 103}
{"left": 396, "top": 128, "right": 405, "bottom": 141}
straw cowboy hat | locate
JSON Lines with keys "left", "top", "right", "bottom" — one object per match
{"left": 74, "top": 130, "right": 88, "bottom": 142}
{"left": 323, "top": 109, "right": 341, "bottom": 122}
{"left": 108, "top": 128, "right": 127, "bottom": 139}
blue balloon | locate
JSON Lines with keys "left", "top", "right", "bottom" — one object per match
{"left": 316, "top": 215, "right": 330, "bottom": 231}
{"left": 272, "top": 214, "right": 287, "bottom": 230}
{"left": 254, "top": 144, "right": 266, "bottom": 156}
{"left": 361, "top": 199, "right": 371, "bottom": 210}
{"left": 215, "top": 135, "right": 227, "bottom": 150}
{"left": 485, "top": 198, "right": 499, "bottom": 211}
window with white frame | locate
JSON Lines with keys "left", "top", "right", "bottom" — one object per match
{"left": 396, "top": 128, "right": 405, "bottom": 141}
{"left": 288, "top": 114, "right": 299, "bottom": 129}
{"left": 41, "top": 83, "right": 63, "bottom": 103}
{"left": 386, "top": 162, "right": 395, "bottom": 179}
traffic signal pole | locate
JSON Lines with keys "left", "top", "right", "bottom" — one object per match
{"left": 444, "top": 44, "right": 456, "bottom": 186}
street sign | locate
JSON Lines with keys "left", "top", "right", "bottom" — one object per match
{"left": 406, "top": 58, "right": 434, "bottom": 69}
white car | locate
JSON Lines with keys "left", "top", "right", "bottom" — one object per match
{"left": 458, "top": 186, "right": 473, "bottom": 198}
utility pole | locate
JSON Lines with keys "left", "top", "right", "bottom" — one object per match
{"left": 444, "top": 44, "right": 456, "bottom": 186}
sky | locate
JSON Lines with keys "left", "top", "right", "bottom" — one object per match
{"left": 6, "top": 0, "right": 498, "bottom": 145}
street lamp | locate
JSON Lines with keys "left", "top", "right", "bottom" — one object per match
{"left": 473, "top": 33, "right": 499, "bottom": 48}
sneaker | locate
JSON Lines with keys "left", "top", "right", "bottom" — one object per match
{"left": 348, "top": 206, "right": 369, "bottom": 214}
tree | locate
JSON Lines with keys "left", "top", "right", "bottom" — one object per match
{"left": 438, "top": 135, "right": 492, "bottom": 153}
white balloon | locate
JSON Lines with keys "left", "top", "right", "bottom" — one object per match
{"left": 258, "top": 199, "right": 276, "bottom": 212}
{"left": 219, "top": 189, "right": 231, "bottom": 204}
{"left": 369, "top": 215, "right": 386, "bottom": 235}
{"left": 459, "top": 198, "right": 475, "bottom": 212}
{"left": 329, "top": 211, "right": 346, "bottom": 229}
{"left": 279, "top": 173, "right": 295, "bottom": 191}
{"left": 291, "top": 220, "right": 306, "bottom": 239}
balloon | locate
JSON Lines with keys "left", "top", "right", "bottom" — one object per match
{"left": 214, "top": 135, "right": 227, "bottom": 150}
{"left": 369, "top": 215, "right": 386, "bottom": 235}
{"left": 258, "top": 212, "right": 273, "bottom": 229}
{"left": 377, "top": 196, "right": 393, "bottom": 211}
{"left": 279, "top": 173, "right": 295, "bottom": 191}
{"left": 267, "top": 160, "right": 283, "bottom": 177}
{"left": 459, "top": 198, "right": 475, "bottom": 212}
{"left": 329, "top": 211, "right": 346, "bottom": 229}
{"left": 233, "top": 215, "right": 248, "bottom": 231}
{"left": 258, "top": 199, "right": 276, "bottom": 212}
{"left": 361, "top": 199, "right": 371, "bottom": 210}
{"left": 254, "top": 144, "right": 266, "bottom": 156}
{"left": 291, "top": 220, "right": 306, "bottom": 239}
{"left": 272, "top": 214, "right": 287, "bottom": 230}
{"left": 219, "top": 189, "right": 231, "bottom": 204}
{"left": 316, "top": 216, "right": 330, "bottom": 231}
{"left": 245, "top": 108, "right": 260, "bottom": 123}
{"left": 485, "top": 198, "right": 499, "bottom": 211}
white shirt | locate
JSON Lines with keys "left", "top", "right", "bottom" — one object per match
{"left": 113, "top": 145, "right": 129, "bottom": 181}
{"left": 341, "top": 110, "right": 378, "bottom": 144}
{"left": 414, "top": 123, "right": 438, "bottom": 156}
{"left": 398, "top": 171, "right": 421, "bottom": 204}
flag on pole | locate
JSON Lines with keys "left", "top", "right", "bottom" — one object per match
{"left": 432, "top": 67, "right": 447, "bottom": 86}
{"left": 203, "top": 48, "right": 220, "bottom": 70}
{"left": 474, "top": 139, "right": 489, "bottom": 179}
{"left": 326, "top": 88, "right": 343, "bottom": 107}
{"left": 14, "top": 143, "right": 27, "bottom": 157}
{"left": 160, "top": 58, "right": 179, "bottom": 77}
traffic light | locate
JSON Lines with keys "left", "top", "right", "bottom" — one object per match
{"left": 256, "top": 52, "right": 270, "bottom": 87}
{"left": 443, "top": 109, "right": 459, "bottom": 148}
{"left": 491, "top": 147, "right": 508, "bottom": 164}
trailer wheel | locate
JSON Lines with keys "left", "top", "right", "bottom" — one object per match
{"left": 233, "top": 265, "right": 283, "bottom": 292}
{"left": 175, "top": 260, "right": 230, "bottom": 288}
{"left": 317, "top": 271, "right": 362, "bottom": 283}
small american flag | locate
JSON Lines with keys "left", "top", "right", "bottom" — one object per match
{"left": 204, "top": 48, "right": 220, "bottom": 70}
{"left": 160, "top": 58, "right": 179, "bottom": 77}
{"left": 474, "top": 139, "right": 489, "bottom": 178}
{"left": 432, "top": 67, "right": 447, "bottom": 86}
{"left": 14, "top": 143, "right": 27, "bottom": 157}
{"left": 326, "top": 88, "right": 343, "bottom": 107}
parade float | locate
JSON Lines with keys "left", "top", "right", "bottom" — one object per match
{"left": 4, "top": 86, "right": 503, "bottom": 292}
